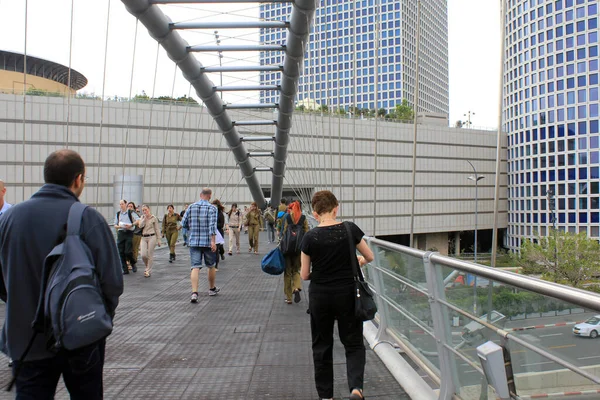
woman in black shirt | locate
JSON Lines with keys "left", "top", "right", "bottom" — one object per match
{"left": 300, "top": 190, "right": 374, "bottom": 400}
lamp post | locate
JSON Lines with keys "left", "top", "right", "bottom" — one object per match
{"left": 463, "top": 111, "right": 476, "bottom": 128}
{"left": 214, "top": 30, "right": 223, "bottom": 100}
{"left": 467, "top": 160, "right": 484, "bottom": 314}
{"left": 546, "top": 189, "right": 558, "bottom": 279}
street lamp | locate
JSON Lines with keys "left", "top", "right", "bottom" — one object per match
{"left": 214, "top": 30, "right": 223, "bottom": 100}
{"left": 546, "top": 189, "right": 558, "bottom": 279}
{"left": 467, "top": 160, "right": 484, "bottom": 315}
{"left": 463, "top": 111, "right": 476, "bottom": 128}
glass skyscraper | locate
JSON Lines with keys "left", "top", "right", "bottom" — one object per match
{"left": 505, "top": 0, "right": 599, "bottom": 250}
{"left": 258, "top": 0, "right": 449, "bottom": 114}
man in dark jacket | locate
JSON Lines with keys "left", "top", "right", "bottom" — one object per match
{"left": 0, "top": 149, "right": 123, "bottom": 399}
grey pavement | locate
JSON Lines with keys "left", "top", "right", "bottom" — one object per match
{"left": 0, "top": 231, "right": 409, "bottom": 400}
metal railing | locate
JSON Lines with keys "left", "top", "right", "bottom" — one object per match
{"left": 363, "top": 237, "right": 600, "bottom": 400}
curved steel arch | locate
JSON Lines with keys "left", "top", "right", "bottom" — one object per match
{"left": 122, "top": 0, "right": 317, "bottom": 208}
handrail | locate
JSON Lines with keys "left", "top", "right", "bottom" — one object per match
{"left": 364, "top": 236, "right": 600, "bottom": 399}
{"left": 368, "top": 237, "right": 600, "bottom": 312}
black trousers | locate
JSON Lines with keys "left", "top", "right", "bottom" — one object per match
{"left": 309, "top": 283, "right": 365, "bottom": 398}
{"left": 12, "top": 339, "right": 105, "bottom": 400}
{"left": 117, "top": 230, "right": 135, "bottom": 271}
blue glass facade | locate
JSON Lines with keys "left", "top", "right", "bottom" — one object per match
{"left": 259, "top": 0, "right": 448, "bottom": 114}
{"left": 505, "top": 0, "right": 600, "bottom": 249}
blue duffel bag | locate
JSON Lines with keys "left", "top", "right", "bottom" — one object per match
{"left": 261, "top": 247, "right": 285, "bottom": 275}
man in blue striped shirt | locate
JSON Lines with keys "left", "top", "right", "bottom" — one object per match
{"left": 182, "top": 187, "right": 219, "bottom": 303}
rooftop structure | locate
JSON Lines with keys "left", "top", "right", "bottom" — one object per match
{"left": 0, "top": 50, "right": 87, "bottom": 94}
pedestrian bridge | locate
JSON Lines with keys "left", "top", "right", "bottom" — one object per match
{"left": 2, "top": 231, "right": 599, "bottom": 399}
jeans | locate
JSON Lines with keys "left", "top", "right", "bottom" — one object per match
{"left": 266, "top": 222, "right": 276, "bottom": 242}
{"left": 182, "top": 227, "right": 189, "bottom": 244}
{"left": 309, "top": 283, "right": 365, "bottom": 398}
{"left": 12, "top": 339, "right": 105, "bottom": 400}
{"left": 189, "top": 246, "right": 216, "bottom": 268}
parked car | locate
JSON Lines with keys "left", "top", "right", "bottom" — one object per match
{"left": 572, "top": 315, "right": 600, "bottom": 338}
{"left": 461, "top": 311, "right": 506, "bottom": 345}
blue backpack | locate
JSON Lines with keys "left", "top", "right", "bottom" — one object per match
{"left": 261, "top": 247, "right": 285, "bottom": 275}
{"left": 9, "top": 203, "right": 113, "bottom": 391}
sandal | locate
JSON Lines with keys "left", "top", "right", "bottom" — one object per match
{"left": 284, "top": 299, "right": 292, "bottom": 304}
{"left": 349, "top": 388, "right": 364, "bottom": 400}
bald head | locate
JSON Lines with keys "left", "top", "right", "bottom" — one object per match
{"left": 200, "top": 187, "right": 212, "bottom": 200}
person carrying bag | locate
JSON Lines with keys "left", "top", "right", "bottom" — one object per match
{"left": 300, "top": 190, "right": 375, "bottom": 400}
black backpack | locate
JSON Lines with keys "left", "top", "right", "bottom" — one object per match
{"left": 7, "top": 203, "right": 113, "bottom": 391}
{"left": 279, "top": 214, "right": 306, "bottom": 256}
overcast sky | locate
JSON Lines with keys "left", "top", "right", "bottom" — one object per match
{"left": 0, "top": 0, "right": 501, "bottom": 129}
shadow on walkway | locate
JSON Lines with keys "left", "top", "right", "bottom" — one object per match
{"left": 0, "top": 232, "right": 409, "bottom": 399}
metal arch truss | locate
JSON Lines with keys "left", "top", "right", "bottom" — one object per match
{"left": 121, "top": 0, "right": 317, "bottom": 208}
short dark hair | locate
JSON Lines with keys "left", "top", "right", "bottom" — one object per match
{"left": 281, "top": 198, "right": 287, "bottom": 205}
{"left": 43, "top": 149, "right": 85, "bottom": 187}
{"left": 311, "top": 190, "right": 339, "bottom": 215}
{"left": 167, "top": 204, "right": 174, "bottom": 210}
{"left": 128, "top": 201, "right": 137, "bottom": 209}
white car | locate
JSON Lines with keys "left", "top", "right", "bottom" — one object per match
{"left": 572, "top": 315, "right": 600, "bottom": 338}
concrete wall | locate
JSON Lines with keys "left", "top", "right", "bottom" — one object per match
{"left": 0, "top": 93, "right": 508, "bottom": 237}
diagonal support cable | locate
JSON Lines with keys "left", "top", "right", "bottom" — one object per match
{"left": 122, "top": 0, "right": 266, "bottom": 206}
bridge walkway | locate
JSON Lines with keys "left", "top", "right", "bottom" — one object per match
{"left": 0, "top": 231, "right": 409, "bottom": 399}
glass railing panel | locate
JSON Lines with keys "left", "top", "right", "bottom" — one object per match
{"left": 437, "top": 268, "right": 600, "bottom": 399}
{"left": 367, "top": 244, "right": 439, "bottom": 371}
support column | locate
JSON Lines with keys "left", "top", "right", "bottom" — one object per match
{"left": 454, "top": 231, "right": 461, "bottom": 256}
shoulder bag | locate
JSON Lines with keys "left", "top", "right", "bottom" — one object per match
{"left": 343, "top": 222, "right": 377, "bottom": 321}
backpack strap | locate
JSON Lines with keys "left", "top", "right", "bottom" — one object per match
{"left": 67, "top": 202, "right": 88, "bottom": 237}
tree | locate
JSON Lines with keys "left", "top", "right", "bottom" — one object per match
{"left": 377, "top": 108, "right": 387, "bottom": 117}
{"left": 388, "top": 99, "right": 414, "bottom": 122}
{"left": 455, "top": 120, "right": 464, "bottom": 128}
{"left": 514, "top": 230, "right": 600, "bottom": 288}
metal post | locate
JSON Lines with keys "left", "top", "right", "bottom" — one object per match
{"left": 547, "top": 189, "right": 558, "bottom": 279}
{"left": 214, "top": 30, "right": 223, "bottom": 100}
{"left": 409, "top": 0, "right": 421, "bottom": 248}
{"left": 467, "top": 160, "right": 484, "bottom": 314}
{"left": 423, "top": 251, "right": 456, "bottom": 400}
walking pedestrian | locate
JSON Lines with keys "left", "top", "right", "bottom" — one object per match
{"left": 242, "top": 206, "right": 249, "bottom": 234}
{"left": 264, "top": 204, "right": 276, "bottom": 243}
{"left": 227, "top": 203, "right": 242, "bottom": 255}
{"left": 0, "top": 179, "right": 12, "bottom": 218}
{"left": 180, "top": 203, "right": 189, "bottom": 246}
{"left": 128, "top": 201, "right": 142, "bottom": 263}
{"left": 244, "top": 202, "right": 262, "bottom": 254}
{"left": 162, "top": 204, "right": 182, "bottom": 263}
{"left": 181, "top": 187, "right": 220, "bottom": 303}
{"left": 212, "top": 199, "right": 226, "bottom": 269}
{"left": 281, "top": 201, "right": 309, "bottom": 304}
{"left": 300, "top": 190, "right": 374, "bottom": 400}
{"left": 115, "top": 199, "right": 139, "bottom": 274}
{"left": 0, "top": 149, "right": 123, "bottom": 399}
{"left": 136, "top": 204, "right": 162, "bottom": 277}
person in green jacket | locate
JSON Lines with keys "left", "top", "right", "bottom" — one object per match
{"left": 162, "top": 204, "right": 181, "bottom": 263}
{"left": 244, "top": 202, "right": 263, "bottom": 254}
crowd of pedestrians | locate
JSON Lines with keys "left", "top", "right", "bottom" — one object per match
{"left": 0, "top": 149, "right": 374, "bottom": 400}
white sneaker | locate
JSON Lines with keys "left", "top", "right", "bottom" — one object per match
{"left": 208, "top": 286, "right": 220, "bottom": 296}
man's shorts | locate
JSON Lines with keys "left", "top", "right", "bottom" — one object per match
{"left": 189, "top": 246, "right": 216, "bottom": 269}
